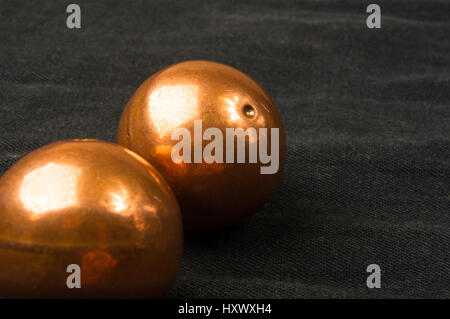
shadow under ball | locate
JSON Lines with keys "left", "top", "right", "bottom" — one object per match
{"left": 0, "top": 140, "right": 183, "bottom": 298}
{"left": 117, "top": 60, "right": 286, "bottom": 230}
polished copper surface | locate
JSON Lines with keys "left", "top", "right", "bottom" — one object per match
{"left": 117, "top": 60, "right": 286, "bottom": 230}
{"left": 0, "top": 139, "right": 183, "bottom": 298}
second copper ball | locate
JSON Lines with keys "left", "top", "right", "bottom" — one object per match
{"left": 117, "top": 60, "right": 286, "bottom": 230}
{"left": 0, "top": 140, "right": 183, "bottom": 298}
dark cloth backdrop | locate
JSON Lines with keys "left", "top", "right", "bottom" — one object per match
{"left": 0, "top": 0, "right": 449, "bottom": 298}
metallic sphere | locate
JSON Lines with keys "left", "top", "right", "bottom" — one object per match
{"left": 117, "top": 61, "right": 286, "bottom": 230}
{"left": 0, "top": 139, "right": 183, "bottom": 298}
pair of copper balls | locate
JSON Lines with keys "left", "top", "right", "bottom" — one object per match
{"left": 0, "top": 61, "right": 286, "bottom": 298}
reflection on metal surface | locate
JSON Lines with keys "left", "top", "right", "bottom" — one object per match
{"left": 224, "top": 96, "right": 243, "bottom": 123}
{"left": 148, "top": 84, "right": 199, "bottom": 138}
{"left": 20, "top": 163, "right": 81, "bottom": 218}
{"left": 82, "top": 251, "right": 118, "bottom": 286}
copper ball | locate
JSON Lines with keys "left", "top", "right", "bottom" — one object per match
{"left": 117, "top": 60, "right": 286, "bottom": 230}
{"left": 0, "top": 139, "right": 183, "bottom": 298}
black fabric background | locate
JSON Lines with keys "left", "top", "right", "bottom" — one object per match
{"left": 0, "top": 0, "right": 449, "bottom": 298}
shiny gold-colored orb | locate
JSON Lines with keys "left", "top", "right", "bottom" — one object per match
{"left": 0, "top": 140, "right": 183, "bottom": 298}
{"left": 117, "top": 60, "right": 286, "bottom": 230}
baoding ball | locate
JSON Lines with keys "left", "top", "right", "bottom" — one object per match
{"left": 117, "top": 60, "right": 286, "bottom": 230}
{"left": 0, "top": 139, "right": 183, "bottom": 298}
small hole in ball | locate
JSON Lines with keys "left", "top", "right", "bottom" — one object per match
{"left": 242, "top": 104, "right": 256, "bottom": 119}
